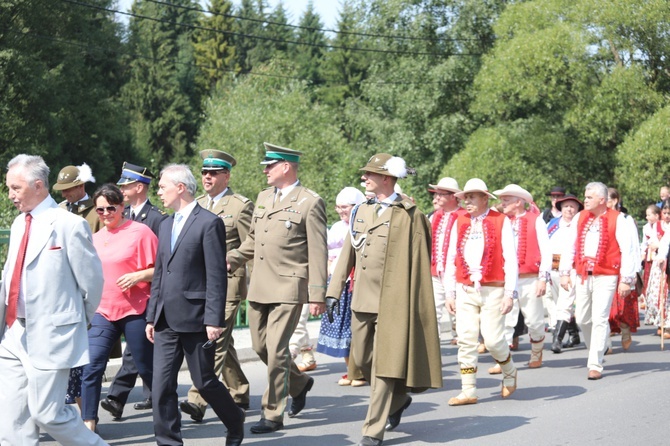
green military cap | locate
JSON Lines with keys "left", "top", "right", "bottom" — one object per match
{"left": 53, "top": 163, "right": 95, "bottom": 191}
{"left": 261, "top": 142, "right": 302, "bottom": 165}
{"left": 117, "top": 162, "right": 154, "bottom": 185}
{"left": 360, "top": 153, "right": 409, "bottom": 178}
{"left": 200, "top": 149, "right": 236, "bottom": 171}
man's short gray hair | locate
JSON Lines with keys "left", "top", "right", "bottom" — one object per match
{"left": 160, "top": 164, "right": 197, "bottom": 197}
{"left": 7, "top": 154, "right": 50, "bottom": 189}
{"left": 585, "top": 182, "right": 608, "bottom": 199}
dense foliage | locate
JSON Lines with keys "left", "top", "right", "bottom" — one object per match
{"left": 2, "top": 0, "right": 670, "bottom": 233}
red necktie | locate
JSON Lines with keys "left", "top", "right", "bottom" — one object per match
{"left": 6, "top": 213, "right": 32, "bottom": 327}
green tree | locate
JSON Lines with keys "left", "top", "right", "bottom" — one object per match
{"left": 122, "top": 0, "right": 202, "bottom": 167}
{"left": 265, "top": 1, "right": 294, "bottom": 57}
{"left": 317, "top": 0, "right": 369, "bottom": 106}
{"left": 0, "top": 0, "right": 131, "bottom": 182}
{"left": 233, "top": 0, "right": 270, "bottom": 73}
{"left": 192, "top": 0, "right": 237, "bottom": 93}
{"left": 195, "top": 67, "right": 361, "bottom": 223}
{"left": 292, "top": 1, "right": 326, "bottom": 88}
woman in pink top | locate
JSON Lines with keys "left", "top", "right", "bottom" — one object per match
{"left": 81, "top": 184, "right": 158, "bottom": 432}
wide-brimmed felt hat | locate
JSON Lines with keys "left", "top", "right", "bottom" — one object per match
{"left": 359, "top": 153, "right": 410, "bottom": 178}
{"left": 546, "top": 186, "right": 566, "bottom": 196}
{"left": 493, "top": 184, "right": 533, "bottom": 203}
{"left": 200, "top": 149, "right": 236, "bottom": 171}
{"left": 53, "top": 163, "right": 95, "bottom": 191}
{"left": 261, "top": 142, "right": 302, "bottom": 165}
{"left": 556, "top": 193, "right": 584, "bottom": 212}
{"left": 428, "top": 177, "right": 461, "bottom": 194}
{"left": 455, "top": 178, "right": 496, "bottom": 199}
{"left": 117, "top": 162, "right": 154, "bottom": 185}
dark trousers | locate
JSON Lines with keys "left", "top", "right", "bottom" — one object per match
{"left": 81, "top": 313, "right": 154, "bottom": 421}
{"left": 106, "top": 346, "right": 152, "bottom": 405}
{"left": 152, "top": 317, "right": 242, "bottom": 446}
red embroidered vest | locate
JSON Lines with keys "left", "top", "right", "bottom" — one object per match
{"left": 431, "top": 208, "right": 462, "bottom": 276}
{"left": 515, "top": 212, "right": 542, "bottom": 274}
{"left": 455, "top": 210, "right": 506, "bottom": 285}
{"left": 575, "top": 209, "right": 621, "bottom": 277}
{"left": 657, "top": 222, "right": 665, "bottom": 239}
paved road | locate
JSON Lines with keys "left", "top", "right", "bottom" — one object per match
{"left": 41, "top": 322, "right": 670, "bottom": 445}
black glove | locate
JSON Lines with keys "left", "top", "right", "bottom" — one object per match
{"left": 325, "top": 297, "right": 340, "bottom": 324}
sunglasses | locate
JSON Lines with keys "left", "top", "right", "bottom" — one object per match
{"left": 95, "top": 205, "right": 119, "bottom": 215}
{"left": 201, "top": 169, "right": 227, "bottom": 176}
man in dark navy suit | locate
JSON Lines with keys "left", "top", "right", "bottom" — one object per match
{"left": 145, "top": 164, "right": 244, "bottom": 446}
{"left": 101, "top": 162, "right": 167, "bottom": 419}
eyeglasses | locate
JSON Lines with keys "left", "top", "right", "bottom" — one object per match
{"left": 95, "top": 205, "right": 119, "bottom": 215}
{"left": 201, "top": 169, "right": 227, "bottom": 176}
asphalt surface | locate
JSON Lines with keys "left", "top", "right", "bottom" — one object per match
{"left": 40, "top": 321, "right": 670, "bottom": 445}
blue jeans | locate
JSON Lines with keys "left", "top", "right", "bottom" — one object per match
{"left": 81, "top": 313, "right": 153, "bottom": 421}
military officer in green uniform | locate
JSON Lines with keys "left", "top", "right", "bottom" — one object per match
{"left": 326, "top": 153, "right": 442, "bottom": 446}
{"left": 227, "top": 143, "right": 328, "bottom": 435}
{"left": 52, "top": 163, "right": 102, "bottom": 233}
{"left": 178, "top": 150, "right": 254, "bottom": 422}
{"left": 99, "top": 162, "right": 167, "bottom": 419}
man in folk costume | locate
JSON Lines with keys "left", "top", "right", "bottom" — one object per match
{"left": 428, "top": 177, "right": 465, "bottom": 345}
{"left": 489, "top": 184, "right": 551, "bottom": 373}
{"left": 559, "top": 182, "right": 638, "bottom": 380}
{"left": 326, "top": 153, "right": 442, "bottom": 446}
{"left": 445, "top": 178, "right": 519, "bottom": 406}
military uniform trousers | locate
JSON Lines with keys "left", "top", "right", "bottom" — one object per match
{"left": 187, "top": 298, "right": 250, "bottom": 408}
{"left": 455, "top": 285, "right": 513, "bottom": 369}
{"left": 350, "top": 310, "right": 409, "bottom": 441}
{"left": 503, "top": 276, "right": 546, "bottom": 344}
{"left": 574, "top": 274, "right": 618, "bottom": 373}
{"left": 248, "top": 301, "right": 312, "bottom": 422}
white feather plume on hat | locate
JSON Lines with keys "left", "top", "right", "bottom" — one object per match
{"left": 384, "top": 157, "right": 408, "bottom": 179}
{"left": 77, "top": 163, "right": 96, "bottom": 183}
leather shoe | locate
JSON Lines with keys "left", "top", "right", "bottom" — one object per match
{"left": 225, "top": 409, "right": 245, "bottom": 446}
{"left": 133, "top": 398, "right": 152, "bottom": 410}
{"left": 488, "top": 364, "right": 502, "bottom": 375}
{"left": 288, "top": 376, "right": 313, "bottom": 418}
{"left": 250, "top": 418, "right": 283, "bottom": 434}
{"left": 236, "top": 402, "right": 250, "bottom": 411}
{"left": 179, "top": 400, "right": 205, "bottom": 423}
{"left": 385, "top": 396, "right": 411, "bottom": 431}
{"left": 587, "top": 370, "right": 602, "bottom": 380}
{"left": 100, "top": 397, "right": 123, "bottom": 420}
{"left": 358, "top": 436, "right": 383, "bottom": 446}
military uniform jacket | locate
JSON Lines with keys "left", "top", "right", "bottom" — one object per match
{"left": 327, "top": 196, "right": 442, "bottom": 390}
{"left": 197, "top": 189, "right": 254, "bottom": 301}
{"left": 59, "top": 196, "right": 102, "bottom": 233}
{"left": 227, "top": 183, "right": 328, "bottom": 305}
{"left": 124, "top": 199, "right": 167, "bottom": 236}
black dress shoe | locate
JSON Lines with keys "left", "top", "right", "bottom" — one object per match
{"left": 100, "top": 398, "right": 123, "bottom": 420}
{"left": 249, "top": 418, "right": 283, "bottom": 434}
{"left": 133, "top": 398, "right": 152, "bottom": 410}
{"left": 385, "top": 396, "right": 412, "bottom": 431}
{"left": 236, "top": 402, "right": 250, "bottom": 411}
{"left": 358, "top": 436, "right": 383, "bottom": 446}
{"left": 179, "top": 400, "right": 205, "bottom": 423}
{"left": 225, "top": 409, "right": 245, "bottom": 446}
{"left": 288, "top": 376, "right": 314, "bottom": 418}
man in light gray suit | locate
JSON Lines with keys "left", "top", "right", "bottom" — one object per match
{"left": 0, "top": 154, "right": 106, "bottom": 446}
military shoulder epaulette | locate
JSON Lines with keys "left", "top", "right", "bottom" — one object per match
{"left": 195, "top": 193, "right": 207, "bottom": 201}
{"left": 152, "top": 206, "right": 167, "bottom": 215}
{"left": 233, "top": 193, "right": 251, "bottom": 204}
{"left": 303, "top": 187, "right": 321, "bottom": 198}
